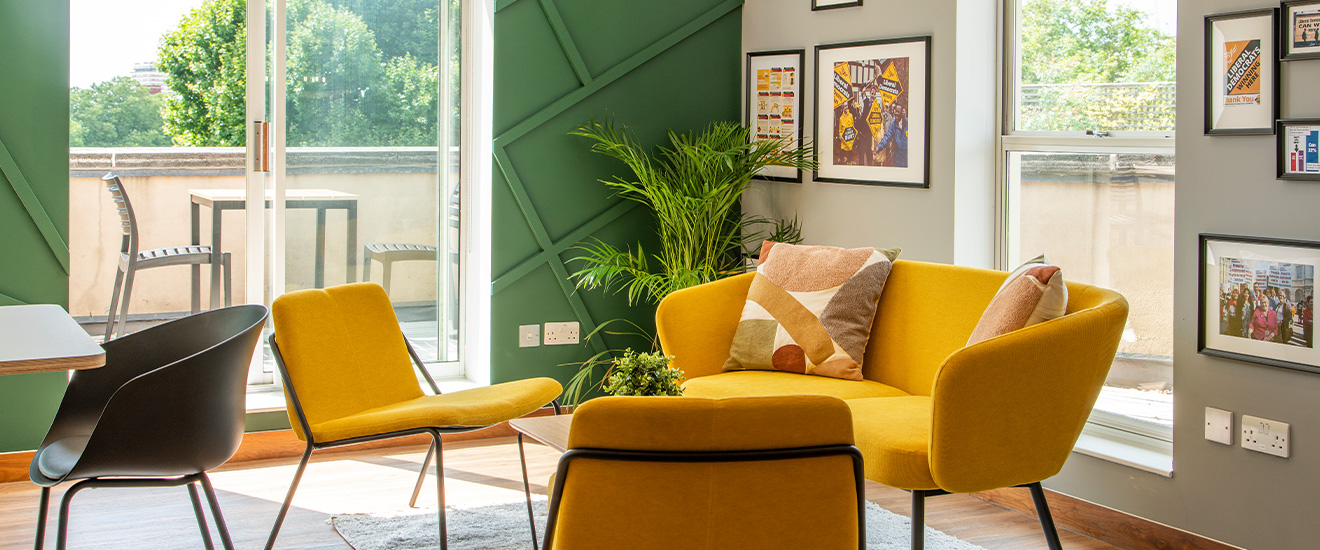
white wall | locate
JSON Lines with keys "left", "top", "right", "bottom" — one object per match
{"left": 742, "top": 0, "right": 997, "bottom": 267}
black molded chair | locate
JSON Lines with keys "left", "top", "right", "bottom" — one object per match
{"left": 103, "top": 173, "right": 232, "bottom": 340}
{"left": 30, "top": 304, "right": 268, "bottom": 550}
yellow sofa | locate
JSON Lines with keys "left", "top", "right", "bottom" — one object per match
{"left": 656, "top": 259, "right": 1129, "bottom": 549}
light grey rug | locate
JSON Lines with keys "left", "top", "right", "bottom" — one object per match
{"left": 331, "top": 499, "right": 985, "bottom": 550}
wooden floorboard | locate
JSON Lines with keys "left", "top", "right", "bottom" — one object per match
{"left": 0, "top": 437, "right": 1118, "bottom": 550}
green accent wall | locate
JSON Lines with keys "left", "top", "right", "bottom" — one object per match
{"left": 490, "top": 0, "right": 743, "bottom": 385}
{"left": 0, "top": 1, "right": 72, "bottom": 452}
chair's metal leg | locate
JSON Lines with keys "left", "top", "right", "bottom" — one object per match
{"left": 115, "top": 266, "right": 137, "bottom": 340}
{"left": 518, "top": 434, "right": 539, "bottom": 550}
{"left": 432, "top": 432, "right": 448, "bottom": 550}
{"left": 221, "top": 252, "right": 233, "bottom": 308}
{"left": 187, "top": 482, "right": 217, "bottom": 550}
{"left": 33, "top": 487, "right": 50, "bottom": 550}
{"left": 264, "top": 444, "right": 314, "bottom": 550}
{"left": 1029, "top": 483, "right": 1064, "bottom": 550}
{"left": 104, "top": 267, "right": 125, "bottom": 340}
{"left": 362, "top": 249, "right": 372, "bottom": 284}
{"left": 382, "top": 261, "right": 393, "bottom": 296}
{"left": 56, "top": 480, "right": 93, "bottom": 550}
{"left": 551, "top": 399, "right": 563, "bottom": 415}
{"left": 410, "top": 440, "right": 436, "bottom": 508}
{"left": 910, "top": 490, "right": 926, "bottom": 550}
{"left": 199, "top": 472, "right": 236, "bottom": 550}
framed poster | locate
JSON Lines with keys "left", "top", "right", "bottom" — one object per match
{"left": 1200, "top": 234, "right": 1320, "bottom": 374}
{"left": 813, "top": 36, "right": 930, "bottom": 188}
{"left": 746, "top": 49, "right": 806, "bottom": 183}
{"left": 812, "top": 0, "right": 861, "bottom": 10}
{"left": 1204, "top": 9, "right": 1279, "bottom": 135}
{"left": 1282, "top": 0, "right": 1320, "bottom": 60}
{"left": 1275, "top": 119, "right": 1320, "bottom": 180}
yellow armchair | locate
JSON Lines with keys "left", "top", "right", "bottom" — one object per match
{"left": 655, "top": 260, "right": 1129, "bottom": 550}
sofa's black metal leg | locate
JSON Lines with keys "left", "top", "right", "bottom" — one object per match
{"left": 199, "top": 472, "right": 236, "bottom": 550}
{"left": 265, "top": 444, "right": 314, "bottom": 550}
{"left": 518, "top": 434, "right": 540, "bottom": 550}
{"left": 1029, "top": 483, "right": 1064, "bottom": 550}
{"left": 187, "top": 482, "right": 217, "bottom": 550}
{"left": 910, "top": 490, "right": 926, "bottom": 550}
{"left": 34, "top": 486, "right": 50, "bottom": 550}
{"left": 431, "top": 432, "right": 448, "bottom": 550}
{"left": 410, "top": 440, "right": 436, "bottom": 508}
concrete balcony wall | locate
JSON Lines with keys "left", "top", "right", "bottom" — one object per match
{"left": 69, "top": 147, "right": 447, "bottom": 319}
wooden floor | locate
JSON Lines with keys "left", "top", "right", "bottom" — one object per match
{"left": 0, "top": 437, "right": 1119, "bottom": 550}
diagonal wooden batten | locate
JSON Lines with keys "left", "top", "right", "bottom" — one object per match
{"left": 537, "top": 0, "right": 592, "bottom": 85}
{"left": 0, "top": 291, "right": 27, "bottom": 306}
{"left": 0, "top": 135, "right": 70, "bottom": 273}
{"left": 492, "top": 200, "right": 637, "bottom": 294}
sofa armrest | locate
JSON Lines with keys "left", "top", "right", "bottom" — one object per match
{"left": 927, "top": 286, "right": 1128, "bottom": 494}
{"left": 656, "top": 273, "right": 755, "bottom": 381}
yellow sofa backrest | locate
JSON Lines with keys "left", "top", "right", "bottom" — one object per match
{"left": 657, "top": 259, "right": 1124, "bottom": 397}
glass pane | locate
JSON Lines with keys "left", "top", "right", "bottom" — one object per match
{"left": 69, "top": 0, "right": 246, "bottom": 341}
{"left": 1008, "top": 151, "right": 1174, "bottom": 427}
{"left": 280, "top": 0, "right": 459, "bottom": 364}
{"left": 1016, "top": 0, "right": 1177, "bottom": 132}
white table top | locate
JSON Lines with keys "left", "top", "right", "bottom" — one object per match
{"left": 190, "top": 188, "right": 358, "bottom": 202}
{"left": 0, "top": 305, "right": 105, "bottom": 374}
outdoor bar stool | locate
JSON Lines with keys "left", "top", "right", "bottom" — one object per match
{"left": 103, "top": 174, "right": 231, "bottom": 340}
{"left": 362, "top": 242, "right": 438, "bottom": 295}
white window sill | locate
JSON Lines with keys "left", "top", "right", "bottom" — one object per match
{"left": 1073, "top": 421, "right": 1173, "bottom": 477}
{"left": 244, "top": 375, "right": 488, "bottom": 414}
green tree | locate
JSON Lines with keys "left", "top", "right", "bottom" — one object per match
{"left": 325, "top": 0, "right": 441, "bottom": 66}
{"left": 157, "top": 0, "right": 246, "bottom": 146}
{"left": 1021, "top": 0, "right": 1175, "bottom": 85}
{"left": 285, "top": 0, "right": 385, "bottom": 146}
{"left": 69, "top": 77, "right": 171, "bottom": 147}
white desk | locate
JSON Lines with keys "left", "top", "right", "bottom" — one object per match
{"left": 0, "top": 305, "right": 105, "bottom": 374}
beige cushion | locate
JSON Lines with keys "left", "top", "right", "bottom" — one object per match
{"left": 967, "top": 254, "right": 1067, "bottom": 345}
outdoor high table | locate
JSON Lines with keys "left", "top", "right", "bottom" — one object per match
{"left": 190, "top": 188, "right": 359, "bottom": 302}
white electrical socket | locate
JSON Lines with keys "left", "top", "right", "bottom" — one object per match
{"left": 1205, "top": 407, "right": 1233, "bottom": 445}
{"left": 518, "top": 324, "right": 540, "bottom": 348}
{"left": 543, "top": 322, "right": 580, "bottom": 345}
{"left": 1241, "top": 414, "right": 1290, "bottom": 458}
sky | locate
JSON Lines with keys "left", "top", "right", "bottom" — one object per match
{"left": 70, "top": 0, "right": 204, "bottom": 88}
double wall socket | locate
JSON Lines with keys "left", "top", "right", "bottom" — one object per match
{"left": 1242, "top": 415, "right": 1290, "bottom": 458}
{"left": 544, "top": 322, "right": 580, "bottom": 345}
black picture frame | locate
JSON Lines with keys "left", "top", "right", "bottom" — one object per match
{"left": 812, "top": 0, "right": 862, "bottom": 11}
{"left": 1199, "top": 233, "right": 1320, "bottom": 374}
{"left": 1275, "top": 119, "right": 1320, "bottom": 180}
{"left": 1282, "top": 0, "right": 1320, "bottom": 60}
{"left": 813, "top": 36, "right": 931, "bottom": 188}
{"left": 1204, "top": 8, "right": 1280, "bottom": 135}
{"left": 746, "top": 49, "right": 807, "bottom": 183}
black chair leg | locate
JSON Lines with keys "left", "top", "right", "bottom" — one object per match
{"left": 56, "top": 480, "right": 95, "bottom": 550}
{"left": 265, "top": 444, "right": 314, "bottom": 550}
{"left": 431, "top": 432, "right": 448, "bottom": 550}
{"left": 518, "top": 434, "right": 539, "bottom": 550}
{"left": 410, "top": 440, "right": 437, "bottom": 508}
{"left": 199, "top": 472, "right": 236, "bottom": 550}
{"left": 911, "top": 490, "right": 926, "bottom": 550}
{"left": 187, "top": 482, "right": 217, "bottom": 550}
{"left": 33, "top": 486, "right": 50, "bottom": 550}
{"left": 1029, "top": 483, "right": 1064, "bottom": 550}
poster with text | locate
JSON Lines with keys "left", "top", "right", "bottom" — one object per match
{"left": 815, "top": 36, "right": 929, "bottom": 187}
{"left": 1275, "top": 120, "right": 1320, "bottom": 179}
{"left": 1285, "top": 1, "right": 1320, "bottom": 59}
{"left": 746, "top": 50, "right": 805, "bottom": 182}
{"left": 1205, "top": 9, "right": 1276, "bottom": 134}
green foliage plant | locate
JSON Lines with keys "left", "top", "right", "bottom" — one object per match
{"left": 69, "top": 77, "right": 171, "bottom": 147}
{"left": 601, "top": 349, "right": 684, "bottom": 398}
{"left": 567, "top": 119, "right": 818, "bottom": 306}
{"left": 158, "top": 0, "right": 247, "bottom": 146}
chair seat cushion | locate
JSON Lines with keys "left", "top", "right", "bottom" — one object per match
{"left": 847, "top": 396, "right": 937, "bottom": 490}
{"left": 35, "top": 435, "right": 91, "bottom": 480}
{"left": 308, "top": 377, "right": 562, "bottom": 443}
{"left": 681, "top": 371, "right": 909, "bottom": 400}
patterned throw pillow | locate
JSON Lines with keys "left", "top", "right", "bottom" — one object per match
{"left": 966, "top": 254, "right": 1068, "bottom": 345}
{"left": 723, "top": 242, "right": 898, "bottom": 380}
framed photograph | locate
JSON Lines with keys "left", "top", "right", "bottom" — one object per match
{"left": 1282, "top": 0, "right": 1320, "bottom": 60}
{"left": 1204, "top": 9, "right": 1279, "bottom": 135}
{"left": 1199, "top": 234, "right": 1320, "bottom": 374}
{"left": 746, "top": 49, "right": 806, "bottom": 183}
{"left": 1275, "top": 119, "right": 1320, "bottom": 180}
{"left": 813, "top": 36, "right": 930, "bottom": 188}
{"left": 812, "top": 0, "right": 861, "bottom": 11}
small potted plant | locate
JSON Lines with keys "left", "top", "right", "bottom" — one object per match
{"left": 601, "top": 349, "right": 684, "bottom": 398}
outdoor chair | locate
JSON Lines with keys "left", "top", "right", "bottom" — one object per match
{"left": 102, "top": 173, "right": 232, "bottom": 340}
